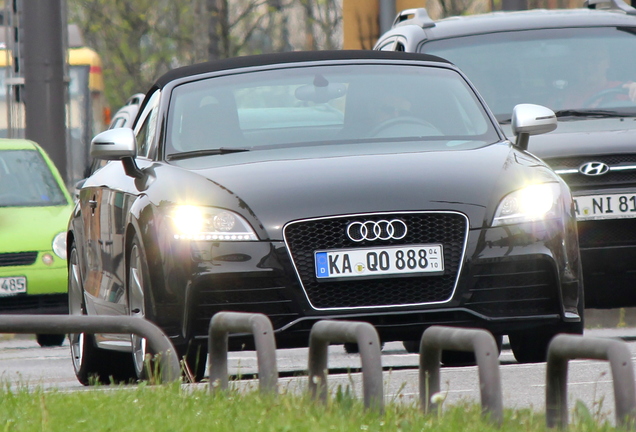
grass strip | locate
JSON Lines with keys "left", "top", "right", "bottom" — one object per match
{"left": 0, "top": 381, "right": 623, "bottom": 432}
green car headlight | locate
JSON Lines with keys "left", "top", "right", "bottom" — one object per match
{"left": 52, "top": 232, "right": 67, "bottom": 260}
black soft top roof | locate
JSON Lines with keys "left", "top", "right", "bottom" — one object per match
{"left": 152, "top": 50, "right": 451, "bottom": 89}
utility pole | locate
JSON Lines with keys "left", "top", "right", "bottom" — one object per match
{"left": 22, "top": 0, "right": 67, "bottom": 183}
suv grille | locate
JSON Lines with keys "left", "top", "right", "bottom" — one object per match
{"left": 0, "top": 252, "right": 37, "bottom": 267}
{"left": 284, "top": 212, "right": 468, "bottom": 309}
{"left": 578, "top": 218, "right": 636, "bottom": 248}
{"left": 545, "top": 154, "right": 636, "bottom": 189}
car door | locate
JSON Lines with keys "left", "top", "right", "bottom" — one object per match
{"left": 85, "top": 91, "right": 161, "bottom": 321}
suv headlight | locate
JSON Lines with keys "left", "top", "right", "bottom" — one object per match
{"left": 171, "top": 205, "right": 258, "bottom": 241}
{"left": 52, "top": 232, "right": 67, "bottom": 259}
{"left": 493, "top": 183, "right": 560, "bottom": 226}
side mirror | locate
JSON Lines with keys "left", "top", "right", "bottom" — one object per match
{"left": 511, "top": 104, "right": 557, "bottom": 151}
{"left": 90, "top": 128, "right": 143, "bottom": 179}
{"left": 90, "top": 128, "right": 137, "bottom": 160}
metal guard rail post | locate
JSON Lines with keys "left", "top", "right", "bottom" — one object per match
{"left": 419, "top": 326, "right": 503, "bottom": 425}
{"left": 0, "top": 315, "right": 181, "bottom": 382}
{"left": 208, "top": 311, "right": 278, "bottom": 394}
{"left": 307, "top": 320, "right": 383, "bottom": 411}
{"left": 546, "top": 334, "right": 636, "bottom": 430}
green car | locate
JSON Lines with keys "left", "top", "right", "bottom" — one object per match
{"left": 0, "top": 139, "right": 74, "bottom": 347}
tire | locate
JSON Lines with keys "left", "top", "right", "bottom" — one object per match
{"left": 129, "top": 235, "right": 209, "bottom": 383}
{"left": 508, "top": 330, "right": 554, "bottom": 364}
{"left": 402, "top": 334, "right": 503, "bottom": 365}
{"left": 510, "top": 322, "right": 584, "bottom": 364}
{"left": 68, "top": 243, "right": 136, "bottom": 385}
{"left": 344, "top": 341, "right": 384, "bottom": 354}
{"left": 128, "top": 236, "right": 155, "bottom": 381}
{"left": 510, "top": 290, "right": 584, "bottom": 364}
{"left": 402, "top": 340, "right": 419, "bottom": 353}
{"left": 344, "top": 342, "right": 359, "bottom": 354}
{"left": 36, "top": 333, "right": 65, "bottom": 347}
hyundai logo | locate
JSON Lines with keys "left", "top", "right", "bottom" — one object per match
{"left": 579, "top": 161, "right": 610, "bottom": 176}
{"left": 346, "top": 219, "right": 408, "bottom": 242}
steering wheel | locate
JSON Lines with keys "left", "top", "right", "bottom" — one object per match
{"left": 368, "top": 116, "right": 442, "bottom": 137}
{"left": 582, "top": 86, "right": 630, "bottom": 108}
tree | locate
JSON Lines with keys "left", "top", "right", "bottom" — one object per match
{"left": 68, "top": 0, "right": 343, "bottom": 109}
{"left": 68, "top": 0, "right": 209, "bottom": 108}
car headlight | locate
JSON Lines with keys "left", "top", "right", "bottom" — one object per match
{"left": 52, "top": 232, "right": 67, "bottom": 259}
{"left": 492, "top": 183, "right": 560, "bottom": 226}
{"left": 171, "top": 206, "right": 258, "bottom": 241}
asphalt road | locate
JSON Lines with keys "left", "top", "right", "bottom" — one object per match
{"left": 1, "top": 326, "right": 635, "bottom": 424}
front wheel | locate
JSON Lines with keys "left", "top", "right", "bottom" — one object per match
{"left": 128, "top": 236, "right": 155, "bottom": 381}
{"left": 402, "top": 334, "right": 503, "bottom": 366}
{"left": 509, "top": 323, "right": 583, "bottom": 364}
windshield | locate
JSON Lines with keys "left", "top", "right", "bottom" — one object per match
{"left": 0, "top": 149, "right": 68, "bottom": 207}
{"left": 165, "top": 63, "right": 500, "bottom": 157}
{"left": 421, "top": 27, "right": 636, "bottom": 121}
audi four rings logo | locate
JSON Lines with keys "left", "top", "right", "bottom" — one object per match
{"left": 346, "top": 219, "right": 408, "bottom": 242}
{"left": 579, "top": 161, "right": 610, "bottom": 176}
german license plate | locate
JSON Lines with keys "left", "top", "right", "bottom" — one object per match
{"left": 315, "top": 244, "right": 444, "bottom": 280}
{"left": 0, "top": 276, "right": 26, "bottom": 296}
{"left": 574, "top": 194, "right": 636, "bottom": 221}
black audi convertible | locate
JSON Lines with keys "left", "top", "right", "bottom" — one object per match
{"left": 67, "top": 50, "right": 583, "bottom": 384}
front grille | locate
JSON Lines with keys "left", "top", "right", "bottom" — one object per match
{"left": 465, "top": 259, "right": 559, "bottom": 317}
{"left": 544, "top": 154, "right": 636, "bottom": 189}
{"left": 0, "top": 252, "right": 37, "bottom": 267}
{"left": 191, "top": 277, "right": 300, "bottom": 334}
{"left": 578, "top": 218, "right": 636, "bottom": 248}
{"left": 284, "top": 212, "right": 467, "bottom": 309}
{"left": 547, "top": 154, "right": 636, "bottom": 169}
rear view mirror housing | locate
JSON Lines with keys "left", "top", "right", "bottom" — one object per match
{"left": 511, "top": 104, "right": 557, "bottom": 150}
{"left": 90, "top": 128, "right": 143, "bottom": 179}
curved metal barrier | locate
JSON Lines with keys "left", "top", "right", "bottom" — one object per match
{"left": 0, "top": 314, "right": 181, "bottom": 382}
{"left": 419, "top": 325, "right": 503, "bottom": 425}
{"left": 9, "top": 311, "right": 636, "bottom": 427}
{"left": 307, "top": 319, "right": 383, "bottom": 411}
{"left": 208, "top": 311, "right": 278, "bottom": 394}
{"left": 546, "top": 334, "right": 636, "bottom": 429}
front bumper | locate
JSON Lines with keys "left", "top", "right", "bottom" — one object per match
{"left": 0, "top": 252, "right": 68, "bottom": 314}
{"left": 153, "top": 218, "right": 580, "bottom": 349}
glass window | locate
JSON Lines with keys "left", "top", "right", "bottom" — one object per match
{"left": 0, "top": 149, "right": 68, "bottom": 207}
{"left": 165, "top": 63, "right": 499, "bottom": 157}
{"left": 421, "top": 27, "right": 636, "bottom": 120}
{"left": 134, "top": 90, "right": 160, "bottom": 158}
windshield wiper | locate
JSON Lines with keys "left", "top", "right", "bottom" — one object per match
{"left": 166, "top": 147, "right": 250, "bottom": 161}
{"left": 553, "top": 109, "right": 636, "bottom": 119}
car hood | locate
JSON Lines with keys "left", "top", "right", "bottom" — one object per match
{"left": 501, "top": 117, "right": 636, "bottom": 159}
{"left": 0, "top": 205, "right": 72, "bottom": 253}
{"left": 160, "top": 142, "right": 556, "bottom": 239}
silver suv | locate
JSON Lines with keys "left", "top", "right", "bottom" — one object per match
{"left": 375, "top": 0, "right": 636, "bottom": 309}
